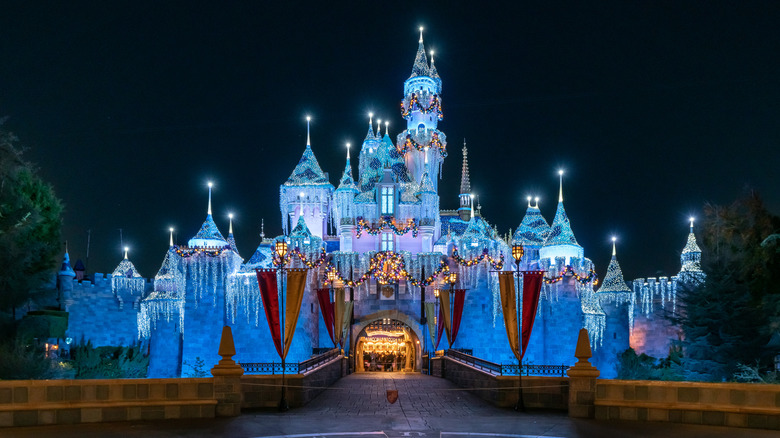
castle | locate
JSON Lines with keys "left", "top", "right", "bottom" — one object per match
{"left": 56, "top": 31, "right": 704, "bottom": 379}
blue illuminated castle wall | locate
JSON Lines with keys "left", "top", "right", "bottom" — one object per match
{"left": 58, "top": 32, "right": 704, "bottom": 379}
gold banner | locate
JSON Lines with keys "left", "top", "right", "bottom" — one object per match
{"left": 283, "top": 268, "right": 308, "bottom": 359}
{"left": 340, "top": 301, "right": 353, "bottom": 349}
{"left": 439, "top": 289, "right": 452, "bottom": 348}
{"left": 498, "top": 271, "right": 522, "bottom": 361}
{"left": 333, "top": 288, "right": 345, "bottom": 346}
{"left": 425, "top": 302, "right": 436, "bottom": 348}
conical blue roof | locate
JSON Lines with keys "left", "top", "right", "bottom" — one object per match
{"left": 596, "top": 255, "right": 631, "bottom": 294}
{"left": 290, "top": 215, "right": 312, "bottom": 239}
{"left": 415, "top": 172, "right": 436, "bottom": 195}
{"left": 58, "top": 252, "right": 76, "bottom": 277}
{"left": 227, "top": 232, "right": 239, "bottom": 255}
{"left": 410, "top": 41, "right": 429, "bottom": 78}
{"left": 246, "top": 243, "right": 273, "bottom": 268}
{"left": 336, "top": 157, "right": 358, "bottom": 192}
{"left": 513, "top": 205, "right": 551, "bottom": 246}
{"left": 543, "top": 202, "right": 580, "bottom": 247}
{"left": 285, "top": 145, "right": 330, "bottom": 186}
{"left": 189, "top": 214, "right": 228, "bottom": 247}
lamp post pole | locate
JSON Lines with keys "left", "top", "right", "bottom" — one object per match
{"left": 419, "top": 265, "right": 426, "bottom": 373}
{"left": 448, "top": 272, "right": 458, "bottom": 350}
{"left": 276, "top": 240, "right": 289, "bottom": 412}
{"left": 512, "top": 244, "right": 525, "bottom": 412}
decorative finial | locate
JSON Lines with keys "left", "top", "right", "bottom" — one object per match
{"left": 527, "top": 196, "right": 532, "bottom": 208}
{"left": 124, "top": 246, "right": 129, "bottom": 260}
{"left": 377, "top": 119, "right": 381, "bottom": 136}
{"left": 534, "top": 196, "right": 540, "bottom": 209}
{"left": 558, "top": 169, "right": 564, "bottom": 203}
{"left": 611, "top": 236, "right": 617, "bottom": 257}
{"left": 385, "top": 120, "right": 389, "bottom": 136}
{"left": 419, "top": 26, "right": 424, "bottom": 44}
{"left": 65, "top": 240, "right": 69, "bottom": 254}
{"left": 424, "top": 146, "right": 429, "bottom": 164}
{"left": 260, "top": 218, "right": 265, "bottom": 240}
{"left": 306, "top": 115, "right": 312, "bottom": 146}
{"left": 689, "top": 216, "right": 695, "bottom": 231}
{"left": 369, "top": 112, "right": 373, "bottom": 126}
{"left": 228, "top": 213, "right": 234, "bottom": 234}
{"left": 346, "top": 142, "right": 351, "bottom": 160}
{"left": 169, "top": 227, "right": 174, "bottom": 247}
{"left": 430, "top": 50, "right": 434, "bottom": 64}
{"left": 207, "top": 181, "right": 213, "bottom": 215}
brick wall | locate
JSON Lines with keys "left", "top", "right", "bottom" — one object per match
{"left": 0, "top": 378, "right": 216, "bottom": 428}
{"left": 595, "top": 380, "right": 780, "bottom": 430}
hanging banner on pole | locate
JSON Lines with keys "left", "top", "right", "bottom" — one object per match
{"left": 450, "top": 289, "right": 466, "bottom": 346}
{"left": 256, "top": 269, "right": 282, "bottom": 358}
{"left": 439, "top": 289, "right": 452, "bottom": 348}
{"left": 333, "top": 288, "right": 346, "bottom": 347}
{"left": 520, "top": 271, "right": 545, "bottom": 359}
{"left": 498, "top": 271, "right": 521, "bottom": 362}
{"left": 283, "top": 268, "right": 308, "bottom": 360}
{"left": 424, "top": 302, "right": 436, "bottom": 348}
{"left": 316, "top": 288, "right": 335, "bottom": 346}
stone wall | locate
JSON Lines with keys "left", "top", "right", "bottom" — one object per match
{"left": 0, "top": 378, "right": 216, "bottom": 428}
{"left": 64, "top": 275, "right": 150, "bottom": 347}
{"left": 594, "top": 380, "right": 780, "bottom": 430}
{"left": 241, "top": 355, "right": 345, "bottom": 409}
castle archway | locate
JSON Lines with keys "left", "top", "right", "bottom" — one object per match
{"left": 351, "top": 310, "right": 423, "bottom": 372}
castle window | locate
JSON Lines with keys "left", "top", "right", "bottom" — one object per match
{"left": 381, "top": 233, "right": 394, "bottom": 251}
{"left": 417, "top": 123, "right": 425, "bottom": 131}
{"left": 381, "top": 186, "right": 394, "bottom": 215}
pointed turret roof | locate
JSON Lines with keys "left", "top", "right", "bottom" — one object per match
{"left": 227, "top": 216, "right": 239, "bottom": 255}
{"left": 189, "top": 214, "right": 228, "bottom": 247}
{"left": 58, "top": 251, "right": 76, "bottom": 278}
{"left": 429, "top": 50, "right": 440, "bottom": 80}
{"left": 112, "top": 256, "right": 142, "bottom": 279}
{"left": 459, "top": 141, "right": 470, "bottom": 194}
{"left": 336, "top": 156, "right": 358, "bottom": 192}
{"left": 513, "top": 202, "right": 552, "bottom": 246}
{"left": 416, "top": 171, "right": 436, "bottom": 195}
{"left": 153, "top": 249, "right": 180, "bottom": 293}
{"left": 290, "top": 215, "right": 312, "bottom": 239}
{"left": 682, "top": 220, "right": 701, "bottom": 254}
{"left": 543, "top": 202, "right": 580, "bottom": 247}
{"left": 285, "top": 144, "right": 330, "bottom": 186}
{"left": 410, "top": 30, "right": 430, "bottom": 78}
{"left": 596, "top": 242, "right": 631, "bottom": 294}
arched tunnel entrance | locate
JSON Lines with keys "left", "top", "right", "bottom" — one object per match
{"left": 354, "top": 318, "right": 420, "bottom": 372}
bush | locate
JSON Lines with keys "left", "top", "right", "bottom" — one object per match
{"left": 70, "top": 341, "right": 149, "bottom": 379}
{"left": 0, "top": 339, "right": 53, "bottom": 379}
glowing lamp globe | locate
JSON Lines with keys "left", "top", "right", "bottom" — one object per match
{"left": 449, "top": 272, "right": 458, "bottom": 285}
{"left": 327, "top": 270, "right": 337, "bottom": 283}
{"left": 512, "top": 244, "right": 524, "bottom": 263}
{"left": 274, "top": 240, "right": 288, "bottom": 258}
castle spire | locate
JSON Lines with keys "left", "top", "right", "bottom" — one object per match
{"left": 385, "top": 121, "right": 389, "bottom": 136}
{"left": 260, "top": 219, "right": 265, "bottom": 240}
{"left": 228, "top": 213, "right": 234, "bottom": 235}
{"left": 527, "top": 196, "right": 532, "bottom": 208}
{"left": 207, "top": 181, "right": 213, "bottom": 215}
{"left": 124, "top": 246, "right": 129, "bottom": 260}
{"left": 558, "top": 169, "right": 564, "bottom": 203}
{"left": 612, "top": 236, "right": 617, "bottom": 257}
{"left": 169, "top": 227, "right": 174, "bottom": 247}
{"left": 410, "top": 26, "right": 429, "bottom": 78}
{"left": 306, "top": 115, "right": 311, "bottom": 146}
{"left": 429, "top": 50, "right": 440, "bottom": 80}
{"left": 365, "top": 112, "right": 375, "bottom": 140}
{"left": 460, "top": 140, "right": 471, "bottom": 194}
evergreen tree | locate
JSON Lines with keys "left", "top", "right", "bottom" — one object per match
{"left": 0, "top": 124, "right": 63, "bottom": 320}
{"left": 676, "top": 191, "right": 780, "bottom": 381}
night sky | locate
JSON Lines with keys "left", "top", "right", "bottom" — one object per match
{"left": 2, "top": 2, "right": 779, "bottom": 281}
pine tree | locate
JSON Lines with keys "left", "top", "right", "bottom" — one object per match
{"left": 0, "top": 124, "right": 63, "bottom": 320}
{"left": 676, "top": 191, "right": 780, "bottom": 381}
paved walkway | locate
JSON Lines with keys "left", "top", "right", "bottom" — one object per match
{"left": 3, "top": 373, "right": 778, "bottom": 438}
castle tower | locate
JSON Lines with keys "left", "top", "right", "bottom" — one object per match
{"left": 539, "top": 170, "right": 584, "bottom": 266}
{"left": 280, "top": 118, "right": 334, "bottom": 238}
{"left": 334, "top": 145, "right": 359, "bottom": 251}
{"left": 57, "top": 248, "right": 76, "bottom": 310}
{"left": 678, "top": 217, "right": 705, "bottom": 284}
{"left": 397, "top": 28, "right": 447, "bottom": 190}
{"left": 458, "top": 141, "right": 472, "bottom": 221}
{"left": 188, "top": 182, "right": 228, "bottom": 248}
{"left": 594, "top": 238, "right": 634, "bottom": 378}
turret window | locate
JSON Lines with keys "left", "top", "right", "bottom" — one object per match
{"left": 381, "top": 186, "right": 394, "bottom": 215}
{"left": 381, "top": 233, "right": 394, "bottom": 251}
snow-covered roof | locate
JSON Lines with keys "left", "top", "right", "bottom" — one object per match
{"left": 543, "top": 201, "right": 580, "bottom": 247}
{"left": 513, "top": 205, "right": 551, "bottom": 246}
{"left": 188, "top": 214, "right": 228, "bottom": 248}
{"left": 284, "top": 145, "right": 330, "bottom": 186}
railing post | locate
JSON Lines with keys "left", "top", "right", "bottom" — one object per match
{"left": 210, "top": 326, "right": 244, "bottom": 417}
{"left": 567, "top": 329, "right": 600, "bottom": 418}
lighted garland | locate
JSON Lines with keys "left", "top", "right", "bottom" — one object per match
{"left": 396, "top": 132, "right": 447, "bottom": 158}
{"left": 272, "top": 246, "right": 327, "bottom": 268}
{"left": 356, "top": 217, "right": 419, "bottom": 238}
{"left": 451, "top": 247, "right": 505, "bottom": 271}
{"left": 174, "top": 246, "right": 231, "bottom": 258}
{"left": 324, "top": 251, "right": 449, "bottom": 287}
{"left": 400, "top": 93, "right": 443, "bottom": 119}
{"left": 543, "top": 265, "right": 598, "bottom": 285}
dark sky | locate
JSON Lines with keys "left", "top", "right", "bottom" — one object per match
{"left": 2, "top": 2, "right": 779, "bottom": 281}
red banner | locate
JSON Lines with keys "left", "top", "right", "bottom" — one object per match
{"left": 256, "top": 269, "right": 282, "bottom": 358}
{"left": 450, "top": 289, "right": 466, "bottom": 346}
{"left": 316, "top": 288, "right": 335, "bottom": 346}
{"left": 521, "top": 271, "right": 545, "bottom": 359}
{"left": 435, "top": 304, "right": 444, "bottom": 351}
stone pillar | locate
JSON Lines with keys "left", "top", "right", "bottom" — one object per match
{"left": 567, "top": 328, "right": 600, "bottom": 418}
{"left": 210, "top": 326, "right": 244, "bottom": 417}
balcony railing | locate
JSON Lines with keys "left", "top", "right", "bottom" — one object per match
{"left": 240, "top": 348, "right": 341, "bottom": 375}
{"left": 444, "top": 349, "right": 568, "bottom": 377}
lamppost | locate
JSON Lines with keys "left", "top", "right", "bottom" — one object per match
{"left": 447, "top": 272, "right": 458, "bottom": 349}
{"left": 326, "top": 269, "right": 340, "bottom": 351}
{"left": 419, "top": 265, "right": 427, "bottom": 372}
{"left": 275, "top": 239, "right": 289, "bottom": 412}
{"left": 511, "top": 243, "right": 525, "bottom": 412}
